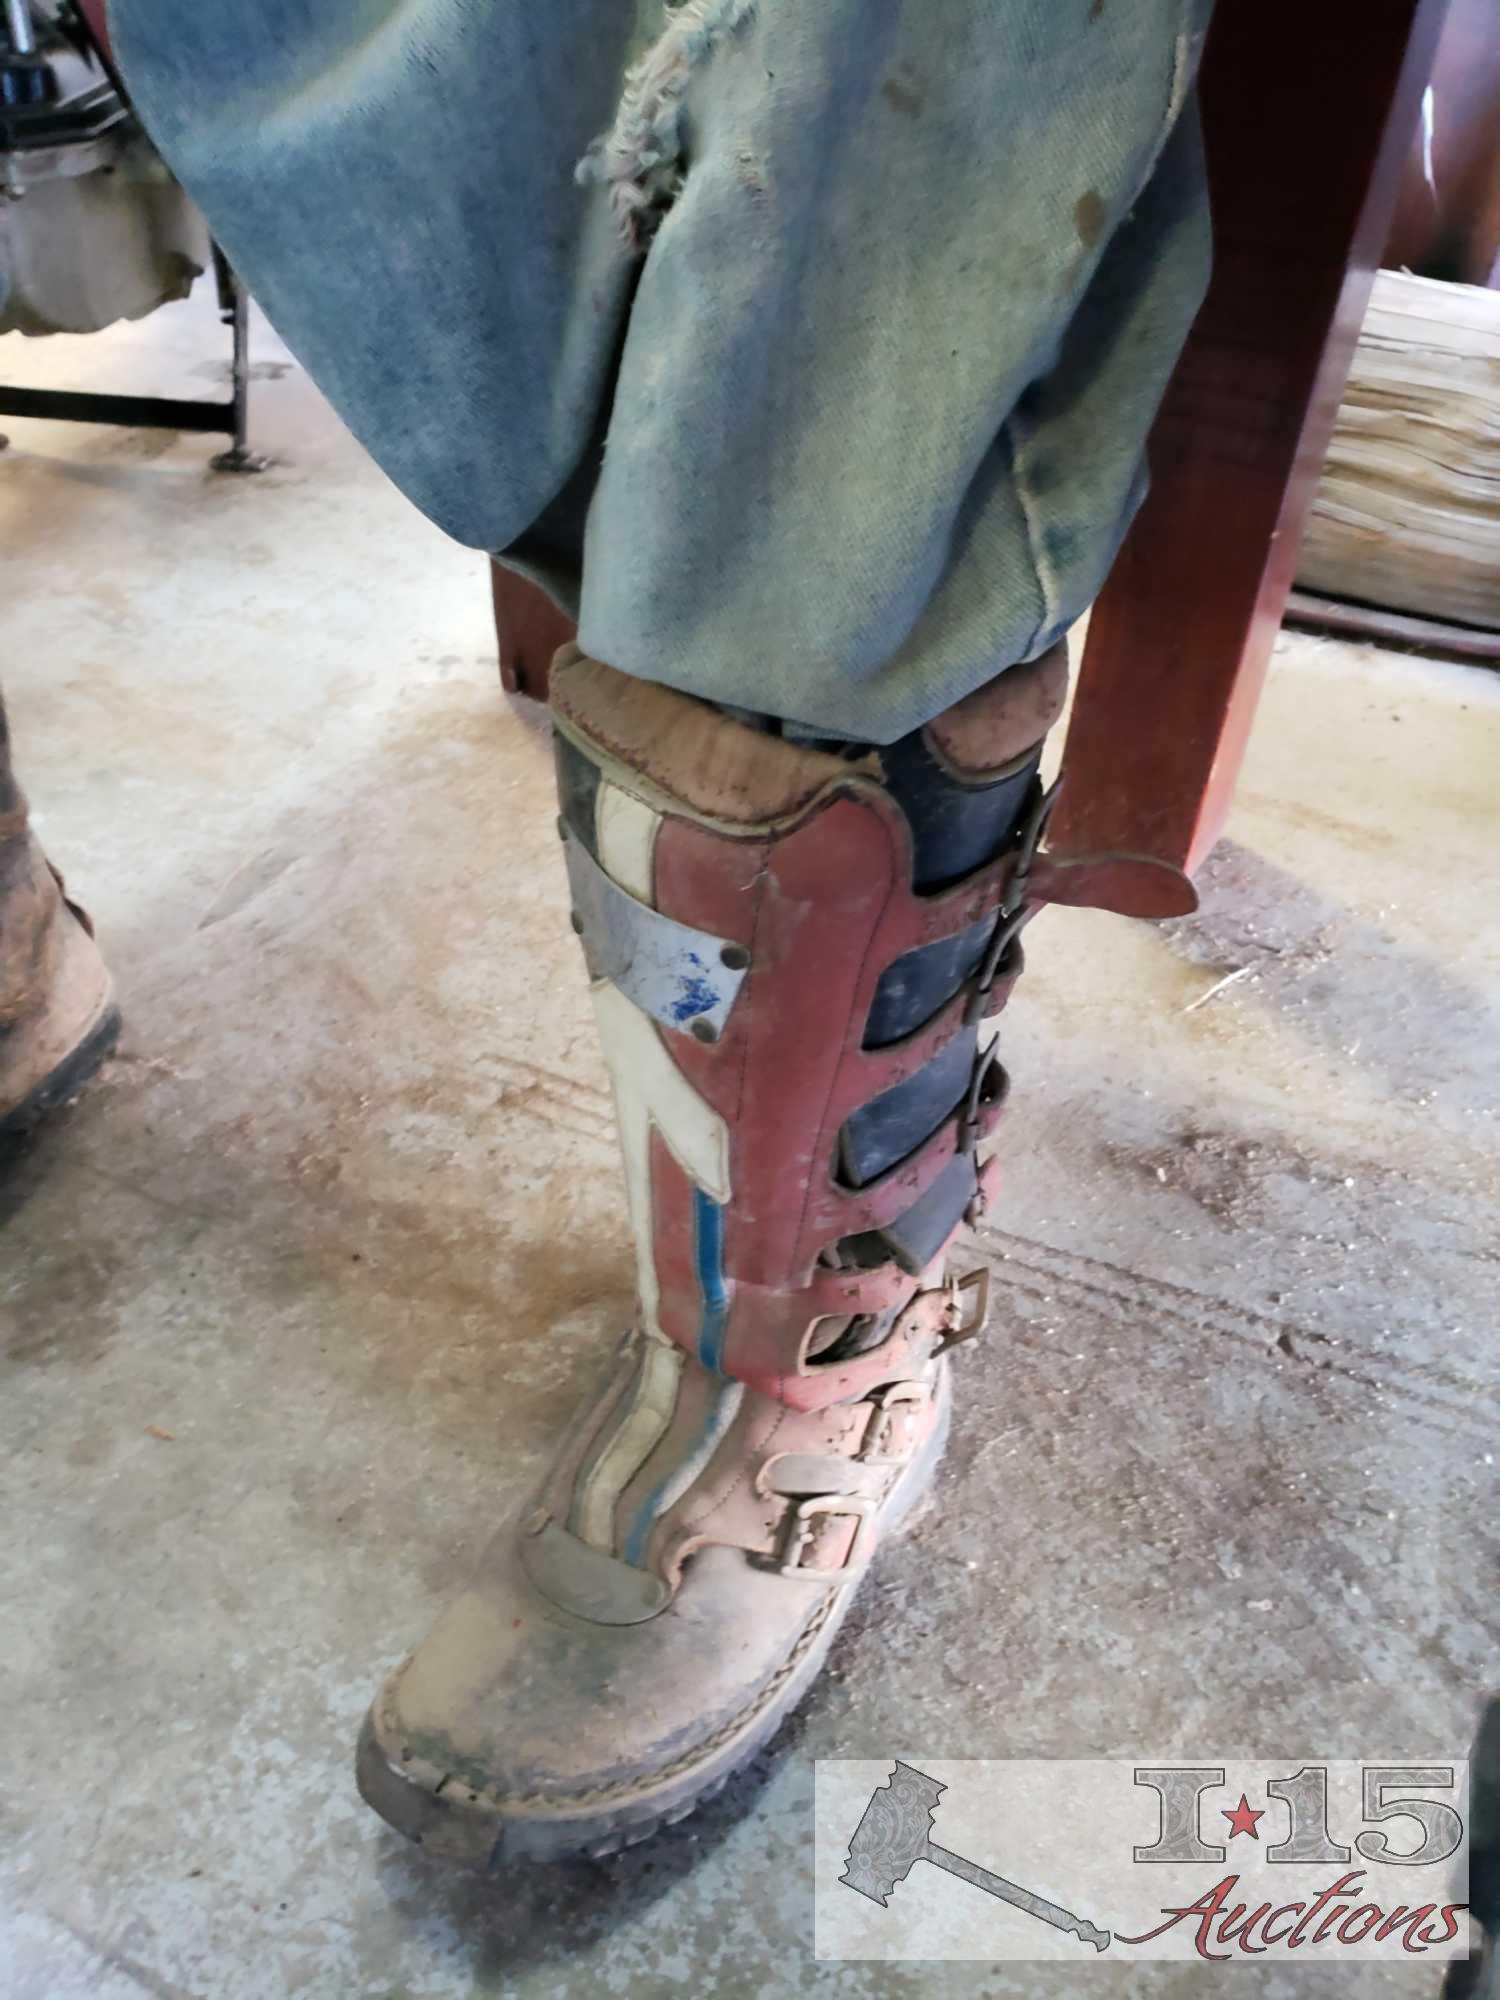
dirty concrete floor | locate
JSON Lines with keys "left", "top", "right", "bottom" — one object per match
{"left": 1, "top": 287, "right": 1496, "bottom": 2000}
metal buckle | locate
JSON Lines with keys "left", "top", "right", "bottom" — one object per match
{"left": 935, "top": 1266, "right": 991, "bottom": 1354}
{"left": 777, "top": 1493, "right": 878, "bottom": 1578}
{"left": 964, "top": 772, "right": 1063, "bottom": 1025}
{"left": 1004, "top": 769, "right": 1063, "bottom": 917}
{"left": 956, "top": 1043, "right": 1008, "bottom": 1155}
{"left": 857, "top": 1380, "right": 932, "bottom": 1465}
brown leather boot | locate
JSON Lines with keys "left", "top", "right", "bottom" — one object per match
{"left": 356, "top": 646, "right": 1194, "bottom": 1865}
{"left": 0, "top": 691, "right": 119, "bottom": 1138}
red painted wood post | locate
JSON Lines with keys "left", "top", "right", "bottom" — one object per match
{"left": 1049, "top": 0, "right": 1452, "bottom": 874}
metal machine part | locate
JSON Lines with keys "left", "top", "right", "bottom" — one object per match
{"left": 0, "top": 1, "right": 263, "bottom": 468}
{"left": 0, "top": 0, "right": 202, "bottom": 329}
{"left": 5, "top": 0, "right": 36, "bottom": 59}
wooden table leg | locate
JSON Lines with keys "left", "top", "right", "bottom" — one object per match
{"left": 1049, "top": 0, "right": 1451, "bottom": 874}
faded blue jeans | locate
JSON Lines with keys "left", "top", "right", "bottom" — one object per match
{"left": 110, "top": 0, "right": 1214, "bottom": 742}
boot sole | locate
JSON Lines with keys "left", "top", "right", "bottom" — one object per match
{"left": 356, "top": 1366, "right": 952, "bottom": 1867}
{"left": 0, "top": 1001, "right": 121, "bottom": 1142}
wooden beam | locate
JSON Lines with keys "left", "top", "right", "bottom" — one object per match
{"left": 1050, "top": 0, "right": 1452, "bottom": 873}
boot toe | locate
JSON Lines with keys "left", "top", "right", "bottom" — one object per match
{"left": 359, "top": 1526, "right": 840, "bottom": 1864}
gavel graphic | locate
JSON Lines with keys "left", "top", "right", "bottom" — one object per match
{"left": 841, "top": 1761, "right": 1112, "bottom": 1952}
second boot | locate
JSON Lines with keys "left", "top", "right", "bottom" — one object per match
{"left": 0, "top": 689, "right": 118, "bottom": 1139}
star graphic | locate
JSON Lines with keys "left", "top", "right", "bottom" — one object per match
{"left": 1223, "top": 1793, "right": 1265, "bottom": 1841}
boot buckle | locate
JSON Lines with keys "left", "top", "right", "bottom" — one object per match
{"left": 935, "top": 1266, "right": 990, "bottom": 1354}
{"left": 776, "top": 1493, "right": 877, "bottom": 1578}
{"left": 856, "top": 1379, "right": 932, "bottom": 1465}
{"left": 963, "top": 773, "right": 1063, "bottom": 1024}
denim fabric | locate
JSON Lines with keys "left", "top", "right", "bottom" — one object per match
{"left": 111, "top": 0, "right": 1214, "bottom": 741}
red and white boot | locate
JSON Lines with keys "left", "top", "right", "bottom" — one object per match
{"left": 356, "top": 645, "right": 1193, "bottom": 1863}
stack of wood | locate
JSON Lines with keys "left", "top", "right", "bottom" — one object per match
{"left": 1297, "top": 269, "right": 1500, "bottom": 637}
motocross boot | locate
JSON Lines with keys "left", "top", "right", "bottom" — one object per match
{"left": 356, "top": 642, "right": 1193, "bottom": 1862}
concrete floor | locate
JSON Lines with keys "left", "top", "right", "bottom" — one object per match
{"left": 1, "top": 286, "right": 1496, "bottom": 2000}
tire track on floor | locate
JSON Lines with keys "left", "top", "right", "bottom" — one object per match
{"left": 975, "top": 1223, "right": 1494, "bottom": 1441}
{"left": 480, "top": 1053, "right": 617, "bottom": 1149}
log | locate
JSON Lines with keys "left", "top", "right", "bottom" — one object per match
{"left": 1297, "top": 268, "right": 1500, "bottom": 628}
